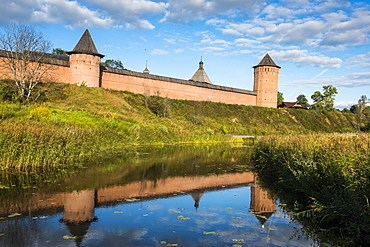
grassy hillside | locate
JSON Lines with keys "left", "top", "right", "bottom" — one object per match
{"left": 0, "top": 81, "right": 357, "bottom": 171}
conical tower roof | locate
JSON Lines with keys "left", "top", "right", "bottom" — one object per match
{"left": 254, "top": 212, "right": 274, "bottom": 228}
{"left": 191, "top": 192, "right": 204, "bottom": 209}
{"left": 190, "top": 59, "right": 212, "bottom": 84}
{"left": 253, "top": 53, "right": 280, "bottom": 68}
{"left": 67, "top": 29, "right": 104, "bottom": 58}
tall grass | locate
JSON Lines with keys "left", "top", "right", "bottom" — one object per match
{"left": 253, "top": 133, "right": 370, "bottom": 246}
{"left": 0, "top": 81, "right": 358, "bottom": 172}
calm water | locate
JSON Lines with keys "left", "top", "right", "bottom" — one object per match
{"left": 0, "top": 145, "right": 316, "bottom": 247}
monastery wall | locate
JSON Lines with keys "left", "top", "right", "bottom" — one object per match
{"left": 0, "top": 50, "right": 70, "bottom": 84}
{"left": 0, "top": 28, "right": 280, "bottom": 107}
{"left": 0, "top": 53, "right": 258, "bottom": 106}
{"left": 101, "top": 68, "right": 257, "bottom": 105}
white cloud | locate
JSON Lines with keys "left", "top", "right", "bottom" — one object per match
{"left": 221, "top": 23, "right": 265, "bottom": 37}
{"left": 174, "top": 48, "right": 184, "bottom": 53}
{"left": 199, "top": 38, "right": 231, "bottom": 46}
{"left": 232, "top": 50, "right": 252, "bottom": 54}
{"left": 191, "top": 46, "right": 225, "bottom": 53}
{"left": 150, "top": 49, "right": 169, "bottom": 55}
{"left": 33, "top": 0, "right": 112, "bottom": 29}
{"left": 335, "top": 101, "right": 357, "bottom": 108}
{"left": 205, "top": 18, "right": 228, "bottom": 26}
{"left": 259, "top": 20, "right": 327, "bottom": 46}
{"left": 318, "top": 10, "right": 370, "bottom": 48}
{"left": 261, "top": 3, "right": 309, "bottom": 20}
{"left": 161, "top": 0, "right": 264, "bottom": 23}
{"left": 0, "top": 0, "right": 37, "bottom": 23}
{"left": 118, "top": 19, "right": 155, "bottom": 30}
{"left": 87, "top": 0, "right": 167, "bottom": 29}
{"left": 348, "top": 52, "right": 370, "bottom": 68}
{"left": 234, "top": 38, "right": 260, "bottom": 47}
{"left": 202, "top": 1, "right": 370, "bottom": 50}
{"left": 284, "top": 72, "right": 370, "bottom": 88}
{"left": 2, "top": 0, "right": 370, "bottom": 53}
{"left": 164, "top": 38, "right": 176, "bottom": 44}
{"left": 0, "top": 0, "right": 166, "bottom": 29}
{"left": 269, "top": 50, "right": 342, "bottom": 68}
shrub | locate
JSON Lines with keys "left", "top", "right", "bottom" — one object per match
{"left": 219, "top": 126, "right": 229, "bottom": 134}
{"left": 361, "top": 122, "right": 370, "bottom": 132}
{"left": 28, "top": 106, "right": 52, "bottom": 120}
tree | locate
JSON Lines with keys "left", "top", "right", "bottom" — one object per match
{"left": 146, "top": 91, "right": 171, "bottom": 118}
{"left": 311, "top": 91, "right": 324, "bottom": 110}
{"left": 341, "top": 108, "right": 351, "bottom": 114}
{"left": 311, "top": 85, "right": 338, "bottom": 111}
{"left": 355, "top": 95, "right": 368, "bottom": 130}
{"left": 101, "top": 59, "right": 124, "bottom": 69}
{"left": 0, "top": 24, "right": 52, "bottom": 101}
{"left": 52, "top": 48, "right": 67, "bottom": 56}
{"left": 296, "top": 94, "right": 310, "bottom": 108}
{"left": 277, "top": 91, "right": 284, "bottom": 103}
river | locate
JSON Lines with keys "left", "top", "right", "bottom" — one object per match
{"left": 0, "top": 144, "right": 317, "bottom": 246}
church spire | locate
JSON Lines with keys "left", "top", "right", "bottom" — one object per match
{"left": 143, "top": 60, "right": 150, "bottom": 74}
{"left": 199, "top": 56, "right": 204, "bottom": 69}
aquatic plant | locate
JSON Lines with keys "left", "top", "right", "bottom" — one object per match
{"left": 253, "top": 133, "right": 370, "bottom": 246}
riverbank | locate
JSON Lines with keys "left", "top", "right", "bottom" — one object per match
{"left": 253, "top": 133, "right": 370, "bottom": 246}
{"left": 0, "top": 81, "right": 357, "bottom": 172}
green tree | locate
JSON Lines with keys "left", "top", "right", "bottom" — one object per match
{"left": 311, "top": 91, "right": 324, "bottom": 110}
{"left": 341, "top": 108, "right": 351, "bottom": 114}
{"left": 311, "top": 85, "right": 338, "bottom": 111}
{"left": 101, "top": 59, "right": 124, "bottom": 69}
{"left": 296, "top": 94, "right": 310, "bottom": 108}
{"left": 356, "top": 95, "right": 368, "bottom": 130}
{"left": 0, "top": 24, "right": 52, "bottom": 102}
{"left": 277, "top": 91, "right": 284, "bottom": 103}
{"left": 52, "top": 48, "right": 67, "bottom": 56}
{"left": 350, "top": 104, "right": 358, "bottom": 114}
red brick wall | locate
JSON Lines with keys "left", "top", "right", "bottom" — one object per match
{"left": 102, "top": 70, "right": 257, "bottom": 106}
{"left": 0, "top": 53, "right": 282, "bottom": 108}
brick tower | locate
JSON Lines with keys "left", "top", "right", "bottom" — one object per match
{"left": 250, "top": 184, "right": 276, "bottom": 228}
{"left": 67, "top": 29, "right": 104, "bottom": 87}
{"left": 253, "top": 54, "right": 280, "bottom": 108}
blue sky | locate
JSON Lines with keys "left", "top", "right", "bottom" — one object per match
{"left": 1, "top": 0, "right": 370, "bottom": 108}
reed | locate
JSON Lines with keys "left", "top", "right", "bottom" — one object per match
{"left": 253, "top": 133, "right": 370, "bottom": 246}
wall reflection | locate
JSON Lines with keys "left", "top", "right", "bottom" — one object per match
{"left": 54, "top": 172, "right": 276, "bottom": 240}
{"left": 0, "top": 145, "right": 279, "bottom": 246}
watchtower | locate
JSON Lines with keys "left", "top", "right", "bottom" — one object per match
{"left": 190, "top": 58, "right": 212, "bottom": 84}
{"left": 253, "top": 54, "right": 280, "bottom": 108}
{"left": 67, "top": 29, "right": 104, "bottom": 87}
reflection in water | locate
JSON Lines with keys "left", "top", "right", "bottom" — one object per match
{"left": 250, "top": 184, "right": 276, "bottom": 228}
{"left": 0, "top": 145, "right": 314, "bottom": 246}
{"left": 61, "top": 190, "right": 98, "bottom": 247}
{"left": 62, "top": 190, "right": 97, "bottom": 223}
{"left": 56, "top": 175, "right": 277, "bottom": 245}
{"left": 191, "top": 192, "right": 204, "bottom": 209}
